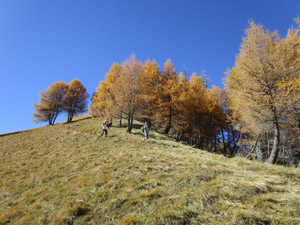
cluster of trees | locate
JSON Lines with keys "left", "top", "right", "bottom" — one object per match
{"left": 33, "top": 79, "right": 89, "bottom": 125}
{"left": 225, "top": 20, "right": 300, "bottom": 165}
{"left": 90, "top": 55, "right": 238, "bottom": 154}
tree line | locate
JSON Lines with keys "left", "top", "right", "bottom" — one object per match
{"left": 33, "top": 79, "right": 89, "bottom": 124}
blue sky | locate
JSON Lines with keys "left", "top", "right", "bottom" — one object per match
{"left": 0, "top": 0, "right": 299, "bottom": 134}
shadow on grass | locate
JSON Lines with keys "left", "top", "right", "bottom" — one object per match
{"left": 63, "top": 116, "right": 92, "bottom": 125}
{"left": 131, "top": 130, "right": 171, "bottom": 142}
{"left": 131, "top": 131, "right": 144, "bottom": 137}
{"left": 132, "top": 124, "right": 143, "bottom": 129}
{"left": 115, "top": 124, "right": 143, "bottom": 129}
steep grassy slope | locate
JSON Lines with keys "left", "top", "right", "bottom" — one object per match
{"left": 1, "top": 115, "right": 300, "bottom": 225}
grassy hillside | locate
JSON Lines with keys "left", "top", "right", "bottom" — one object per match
{"left": 1, "top": 115, "right": 300, "bottom": 225}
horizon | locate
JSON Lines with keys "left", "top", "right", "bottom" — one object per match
{"left": 1, "top": 0, "right": 299, "bottom": 134}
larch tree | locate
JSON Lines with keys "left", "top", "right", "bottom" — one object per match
{"left": 64, "top": 79, "right": 89, "bottom": 122}
{"left": 204, "top": 88, "right": 227, "bottom": 151}
{"left": 172, "top": 72, "right": 190, "bottom": 140}
{"left": 172, "top": 73, "right": 221, "bottom": 149}
{"left": 278, "top": 29, "right": 300, "bottom": 138}
{"left": 112, "top": 54, "right": 143, "bottom": 133}
{"left": 89, "top": 63, "right": 121, "bottom": 123}
{"left": 225, "top": 22, "right": 299, "bottom": 164}
{"left": 137, "top": 59, "right": 161, "bottom": 123}
{"left": 276, "top": 28, "right": 300, "bottom": 165}
{"left": 153, "top": 59, "right": 179, "bottom": 134}
{"left": 33, "top": 81, "right": 67, "bottom": 125}
{"left": 175, "top": 73, "right": 206, "bottom": 142}
{"left": 89, "top": 80, "right": 110, "bottom": 117}
{"left": 185, "top": 74, "right": 220, "bottom": 150}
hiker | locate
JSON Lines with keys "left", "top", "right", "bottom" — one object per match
{"left": 142, "top": 122, "right": 150, "bottom": 140}
{"left": 99, "top": 120, "right": 109, "bottom": 137}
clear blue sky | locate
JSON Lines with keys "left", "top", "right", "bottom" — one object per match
{"left": 0, "top": 0, "right": 299, "bottom": 134}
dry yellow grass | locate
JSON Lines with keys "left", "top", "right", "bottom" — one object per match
{"left": 1, "top": 115, "right": 300, "bottom": 224}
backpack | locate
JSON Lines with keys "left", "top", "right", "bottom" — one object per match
{"left": 141, "top": 125, "right": 145, "bottom": 133}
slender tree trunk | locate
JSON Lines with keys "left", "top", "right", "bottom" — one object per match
{"left": 69, "top": 112, "right": 73, "bottom": 122}
{"left": 266, "top": 92, "right": 281, "bottom": 164}
{"left": 49, "top": 111, "right": 54, "bottom": 125}
{"left": 50, "top": 114, "right": 55, "bottom": 125}
{"left": 213, "top": 135, "right": 217, "bottom": 153}
{"left": 53, "top": 114, "right": 58, "bottom": 124}
{"left": 130, "top": 113, "right": 134, "bottom": 131}
{"left": 229, "top": 128, "right": 239, "bottom": 156}
{"left": 164, "top": 123, "right": 171, "bottom": 134}
{"left": 52, "top": 108, "right": 59, "bottom": 125}
{"left": 176, "top": 130, "right": 183, "bottom": 141}
{"left": 221, "top": 129, "right": 226, "bottom": 156}
{"left": 164, "top": 107, "right": 172, "bottom": 134}
{"left": 252, "top": 134, "right": 262, "bottom": 161}
{"left": 119, "top": 112, "right": 122, "bottom": 127}
{"left": 267, "top": 117, "right": 280, "bottom": 164}
{"left": 296, "top": 116, "right": 300, "bottom": 140}
{"left": 126, "top": 112, "right": 132, "bottom": 133}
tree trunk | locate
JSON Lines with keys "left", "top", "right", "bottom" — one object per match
{"left": 52, "top": 109, "right": 59, "bottom": 125}
{"left": 119, "top": 113, "right": 122, "bottom": 127}
{"left": 164, "top": 123, "right": 171, "bottom": 134}
{"left": 68, "top": 112, "right": 73, "bottom": 122}
{"left": 266, "top": 93, "right": 281, "bottom": 164}
{"left": 252, "top": 134, "right": 262, "bottom": 161}
{"left": 126, "top": 113, "right": 132, "bottom": 133}
{"left": 267, "top": 119, "right": 280, "bottom": 164}
{"left": 221, "top": 129, "right": 226, "bottom": 156}
{"left": 230, "top": 132, "right": 240, "bottom": 154}
{"left": 130, "top": 113, "right": 134, "bottom": 130}
{"left": 163, "top": 106, "right": 172, "bottom": 134}
{"left": 296, "top": 116, "right": 300, "bottom": 140}
{"left": 176, "top": 130, "right": 184, "bottom": 141}
{"left": 49, "top": 111, "right": 54, "bottom": 125}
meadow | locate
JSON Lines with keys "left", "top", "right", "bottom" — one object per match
{"left": 0, "top": 115, "right": 300, "bottom": 224}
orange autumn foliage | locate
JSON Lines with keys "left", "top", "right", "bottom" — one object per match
{"left": 33, "top": 81, "right": 67, "bottom": 125}
{"left": 64, "top": 79, "right": 89, "bottom": 122}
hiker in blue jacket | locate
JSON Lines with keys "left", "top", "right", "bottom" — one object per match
{"left": 99, "top": 120, "right": 109, "bottom": 137}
